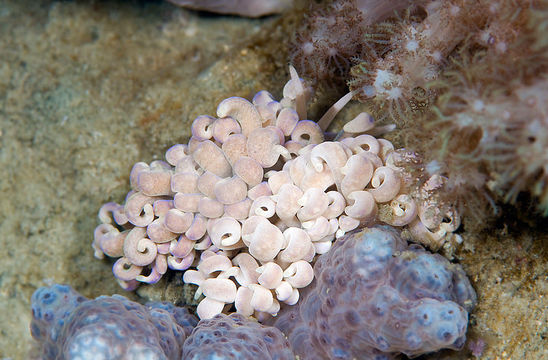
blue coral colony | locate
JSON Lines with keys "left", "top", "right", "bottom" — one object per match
{"left": 28, "top": 0, "right": 502, "bottom": 359}
{"left": 31, "top": 227, "right": 475, "bottom": 359}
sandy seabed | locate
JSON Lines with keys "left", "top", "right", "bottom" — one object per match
{"left": 0, "top": 1, "right": 545, "bottom": 359}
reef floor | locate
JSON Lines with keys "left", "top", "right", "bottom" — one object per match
{"left": 0, "top": 1, "right": 545, "bottom": 359}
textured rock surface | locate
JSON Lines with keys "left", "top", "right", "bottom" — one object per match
{"left": 272, "top": 226, "right": 477, "bottom": 359}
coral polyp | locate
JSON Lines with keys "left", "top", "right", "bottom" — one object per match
{"left": 343, "top": 0, "right": 548, "bottom": 218}
{"left": 290, "top": 0, "right": 365, "bottom": 85}
{"left": 289, "top": 0, "right": 419, "bottom": 87}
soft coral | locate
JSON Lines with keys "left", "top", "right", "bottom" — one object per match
{"left": 290, "top": 0, "right": 418, "bottom": 87}
{"left": 290, "top": 0, "right": 365, "bottom": 85}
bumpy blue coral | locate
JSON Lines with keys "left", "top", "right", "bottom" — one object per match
{"left": 271, "top": 226, "right": 477, "bottom": 359}
{"left": 30, "top": 285, "right": 293, "bottom": 360}
{"left": 183, "top": 313, "right": 295, "bottom": 360}
{"left": 30, "top": 284, "right": 198, "bottom": 360}
{"left": 30, "top": 285, "right": 87, "bottom": 348}
{"left": 31, "top": 226, "right": 476, "bottom": 360}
